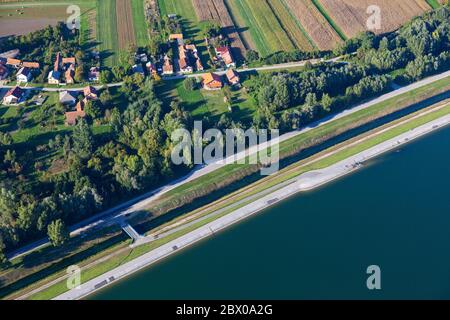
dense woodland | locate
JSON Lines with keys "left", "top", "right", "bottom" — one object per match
{"left": 0, "top": 7, "right": 449, "bottom": 261}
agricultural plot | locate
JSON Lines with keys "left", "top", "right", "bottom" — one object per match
{"left": 318, "top": 0, "right": 432, "bottom": 38}
{"left": 158, "top": 0, "right": 198, "bottom": 21}
{"left": 116, "top": 0, "right": 136, "bottom": 48}
{"left": 97, "top": 0, "right": 119, "bottom": 66}
{"left": 283, "top": 0, "right": 342, "bottom": 51}
{"left": 0, "top": 1, "right": 96, "bottom": 38}
{"left": 226, "top": 0, "right": 295, "bottom": 57}
{"left": 192, "top": 0, "right": 247, "bottom": 59}
{"left": 266, "top": 0, "right": 316, "bottom": 51}
{"left": 131, "top": 0, "right": 149, "bottom": 47}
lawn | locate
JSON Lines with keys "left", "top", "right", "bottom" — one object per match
{"left": 96, "top": 0, "right": 119, "bottom": 66}
{"left": 130, "top": 0, "right": 149, "bottom": 47}
{"left": 426, "top": 0, "right": 442, "bottom": 9}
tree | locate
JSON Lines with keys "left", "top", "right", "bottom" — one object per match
{"left": 47, "top": 219, "right": 69, "bottom": 247}
{"left": 246, "top": 50, "right": 260, "bottom": 63}
{"left": 0, "top": 236, "right": 6, "bottom": 264}
{"left": 84, "top": 99, "right": 102, "bottom": 119}
{"left": 72, "top": 118, "right": 93, "bottom": 158}
{"left": 74, "top": 66, "right": 84, "bottom": 83}
{"left": 183, "top": 77, "right": 197, "bottom": 91}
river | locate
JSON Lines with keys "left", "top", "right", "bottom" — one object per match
{"left": 90, "top": 124, "right": 450, "bottom": 299}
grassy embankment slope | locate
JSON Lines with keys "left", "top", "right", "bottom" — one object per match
{"left": 6, "top": 75, "right": 448, "bottom": 300}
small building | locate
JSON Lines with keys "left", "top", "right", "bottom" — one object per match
{"left": 59, "top": 91, "right": 77, "bottom": 106}
{"left": 132, "top": 64, "right": 145, "bottom": 76}
{"left": 169, "top": 33, "right": 184, "bottom": 45}
{"left": 0, "top": 64, "right": 9, "bottom": 80}
{"left": 88, "top": 67, "right": 100, "bottom": 82}
{"left": 48, "top": 70, "right": 61, "bottom": 85}
{"left": 65, "top": 65, "right": 75, "bottom": 84}
{"left": 54, "top": 52, "right": 61, "bottom": 72}
{"left": 65, "top": 99, "right": 86, "bottom": 125}
{"left": 84, "top": 86, "right": 98, "bottom": 100}
{"left": 3, "top": 86, "right": 24, "bottom": 105}
{"left": 162, "top": 55, "right": 174, "bottom": 75}
{"left": 202, "top": 72, "right": 223, "bottom": 90}
{"left": 22, "top": 61, "right": 40, "bottom": 69}
{"left": 16, "top": 67, "right": 32, "bottom": 83}
{"left": 6, "top": 58, "right": 21, "bottom": 68}
{"left": 0, "top": 49, "right": 20, "bottom": 59}
{"left": 226, "top": 68, "right": 240, "bottom": 86}
{"left": 62, "top": 57, "right": 76, "bottom": 66}
{"left": 215, "top": 46, "right": 235, "bottom": 68}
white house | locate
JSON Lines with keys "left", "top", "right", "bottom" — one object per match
{"left": 59, "top": 91, "right": 77, "bottom": 106}
{"left": 16, "top": 67, "right": 32, "bottom": 83}
{"left": 3, "top": 86, "right": 24, "bottom": 105}
{"left": 48, "top": 70, "right": 61, "bottom": 85}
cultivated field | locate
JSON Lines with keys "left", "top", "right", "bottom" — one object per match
{"left": 226, "top": 0, "right": 296, "bottom": 57}
{"left": 283, "top": 0, "right": 342, "bottom": 51}
{"left": 318, "top": 0, "right": 432, "bottom": 38}
{"left": 116, "top": 0, "right": 136, "bottom": 48}
{"left": 0, "top": 1, "right": 94, "bottom": 37}
{"left": 192, "top": 0, "right": 247, "bottom": 58}
{"left": 131, "top": 0, "right": 149, "bottom": 47}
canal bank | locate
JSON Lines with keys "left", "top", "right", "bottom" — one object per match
{"left": 54, "top": 104, "right": 450, "bottom": 299}
{"left": 89, "top": 120, "right": 450, "bottom": 300}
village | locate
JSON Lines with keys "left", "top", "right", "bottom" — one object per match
{"left": 0, "top": 20, "right": 242, "bottom": 126}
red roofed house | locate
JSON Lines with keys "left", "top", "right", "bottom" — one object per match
{"left": 226, "top": 68, "right": 240, "bottom": 86}
{"left": 65, "top": 65, "right": 75, "bottom": 84}
{"left": 215, "top": 46, "right": 235, "bottom": 68}
{"left": 3, "top": 86, "right": 24, "bottom": 105}
{"left": 202, "top": 72, "right": 223, "bottom": 90}
{"left": 83, "top": 86, "right": 98, "bottom": 100}
{"left": 54, "top": 52, "right": 61, "bottom": 72}
{"left": 62, "top": 57, "right": 76, "bottom": 65}
{"left": 0, "top": 64, "right": 9, "bottom": 80}
{"left": 6, "top": 58, "right": 21, "bottom": 68}
{"left": 65, "top": 99, "right": 86, "bottom": 126}
{"left": 162, "top": 55, "right": 174, "bottom": 75}
{"left": 22, "top": 61, "right": 40, "bottom": 69}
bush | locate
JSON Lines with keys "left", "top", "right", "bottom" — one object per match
{"left": 183, "top": 77, "right": 197, "bottom": 91}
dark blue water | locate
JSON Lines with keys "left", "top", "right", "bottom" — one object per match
{"left": 91, "top": 124, "right": 450, "bottom": 300}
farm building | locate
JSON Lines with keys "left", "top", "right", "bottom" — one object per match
{"left": 0, "top": 64, "right": 9, "bottom": 80}
{"left": 65, "top": 65, "right": 75, "bottom": 84}
{"left": 22, "top": 61, "right": 40, "bottom": 69}
{"left": 65, "top": 99, "right": 86, "bottom": 126}
{"left": 6, "top": 58, "right": 21, "bottom": 68}
{"left": 3, "top": 86, "right": 24, "bottom": 105}
{"left": 0, "top": 49, "right": 20, "bottom": 59}
{"left": 162, "top": 55, "right": 174, "bottom": 75}
{"left": 54, "top": 52, "right": 62, "bottom": 72}
{"left": 62, "top": 57, "right": 76, "bottom": 66}
{"left": 16, "top": 67, "right": 32, "bottom": 83}
{"left": 203, "top": 72, "right": 223, "bottom": 90}
{"left": 88, "top": 67, "right": 100, "bottom": 82}
{"left": 169, "top": 33, "right": 184, "bottom": 45}
{"left": 59, "top": 91, "right": 77, "bottom": 106}
{"left": 226, "top": 69, "right": 240, "bottom": 86}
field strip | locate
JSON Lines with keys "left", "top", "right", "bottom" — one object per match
{"left": 311, "top": 0, "right": 347, "bottom": 40}
{"left": 116, "top": 0, "right": 136, "bottom": 48}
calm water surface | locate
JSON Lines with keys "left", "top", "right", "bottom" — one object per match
{"left": 91, "top": 125, "right": 450, "bottom": 299}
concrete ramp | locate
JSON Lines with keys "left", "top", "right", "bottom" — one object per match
{"left": 121, "top": 223, "right": 142, "bottom": 242}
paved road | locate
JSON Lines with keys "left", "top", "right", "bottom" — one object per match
{"left": 6, "top": 70, "right": 450, "bottom": 261}
{"left": 54, "top": 107, "right": 450, "bottom": 300}
{"left": 0, "top": 82, "right": 123, "bottom": 92}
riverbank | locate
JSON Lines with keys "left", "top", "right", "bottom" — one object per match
{"left": 54, "top": 101, "right": 450, "bottom": 300}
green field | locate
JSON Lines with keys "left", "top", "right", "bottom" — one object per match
{"left": 426, "top": 0, "right": 442, "bottom": 9}
{"left": 130, "top": 0, "right": 149, "bottom": 47}
{"left": 96, "top": 0, "right": 119, "bottom": 66}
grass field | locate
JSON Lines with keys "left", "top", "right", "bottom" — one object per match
{"left": 130, "top": 0, "right": 149, "bottom": 47}
{"left": 96, "top": 0, "right": 119, "bottom": 66}
{"left": 426, "top": 0, "right": 442, "bottom": 9}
